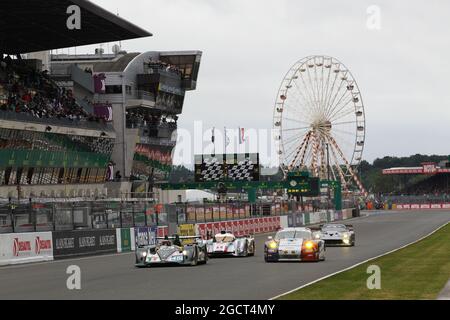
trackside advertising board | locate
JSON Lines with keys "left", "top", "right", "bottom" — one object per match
{"left": 178, "top": 224, "right": 196, "bottom": 244}
{"left": 52, "top": 230, "right": 116, "bottom": 258}
{"left": 0, "top": 232, "right": 53, "bottom": 265}
{"left": 196, "top": 217, "right": 281, "bottom": 239}
{"left": 396, "top": 203, "right": 450, "bottom": 210}
{"left": 116, "top": 228, "right": 136, "bottom": 253}
{"left": 135, "top": 226, "right": 157, "bottom": 247}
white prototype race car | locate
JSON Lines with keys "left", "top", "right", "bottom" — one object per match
{"left": 206, "top": 231, "right": 255, "bottom": 257}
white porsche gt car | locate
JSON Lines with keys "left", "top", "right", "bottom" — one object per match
{"left": 206, "top": 231, "right": 255, "bottom": 257}
{"left": 264, "top": 227, "right": 325, "bottom": 262}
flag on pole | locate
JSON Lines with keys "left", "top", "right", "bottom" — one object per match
{"left": 211, "top": 127, "right": 215, "bottom": 143}
{"left": 224, "top": 127, "right": 230, "bottom": 147}
{"left": 239, "top": 127, "right": 245, "bottom": 144}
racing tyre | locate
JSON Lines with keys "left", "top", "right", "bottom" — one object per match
{"left": 249, "top": 242, "right": 255, "bottom": 256}
{"left": 199, "top": 249, "right": 208, "bottom": 265}
{"left": 190, "top": 247, "right": 198, "bottom": 266}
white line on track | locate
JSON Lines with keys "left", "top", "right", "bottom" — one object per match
{"left": 269, "top": 220, "right": 450, "bottom": 300}
{"left": 0, "top": 251, "right": 134, "bottom": 270}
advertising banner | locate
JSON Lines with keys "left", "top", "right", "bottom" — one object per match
{"left": 303, "top": 213, "right": 310, "bottom": 225}
{"left": 186, "top": 206, "right": 196, "bottom": 222}
{"left": 0, "top": 232, "right": 53, "bottom": 266}
{"left": 157, "top": 226, "right": 168, "bottom": 238}
{"left": 178, "top": 224, "right": 196, "bottom": 237}
{"left": 238, "top": 220, "right": 244, "bottom": 236}
{"left": 196, "top": 207, "right": 205, "bottom": 222}
{"left": 205, "top": 207, "right": 212, "bottom": 221}
{"left": 178, "top": 224, "right": 196, "bottom": 244}
{"left": 52, "top": 230, "right": 116, "bottom": 258}
{"left": 245, "top": 205, "right": 250, "bottom": 217}
{"left": 233, "top": 220, "right": 239, "bottom": 235}
{"left": 116, "top": 228, "right": 133, "bottom": 253}
{"left": 396, "top": 203, "right": 449, "bottom": 210}
{"left": 226, "top": 206, "right": 233, "bottom": 220}
{"left": 212, "top": 206, "right": 220, "bottom": 220}
{"left": 135, "top": 226, "right": 157, "bottom": 247}
{"left": 226, "top": 221, "right": 233, "bottom": 233}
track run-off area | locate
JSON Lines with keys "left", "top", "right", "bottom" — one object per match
{"left": 0, "top": 210, "right": 449, "bottom": 300}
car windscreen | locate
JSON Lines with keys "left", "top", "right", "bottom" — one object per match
{"left": 275, "top": 230, "right": 311, "bottom": 240}
{"left": 323, "top": 225, "right": 347, "bottom": 231}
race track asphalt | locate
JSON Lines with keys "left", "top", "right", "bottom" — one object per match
{"left": 0, "top": 210, "right": 449, "bottom": 300}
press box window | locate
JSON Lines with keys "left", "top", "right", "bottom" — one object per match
{"left": 105, "top": 85, "right": 123, "bottom": 94}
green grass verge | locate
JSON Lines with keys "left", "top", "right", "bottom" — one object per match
{"left": 278, "top": 222, "right": 450, "bottom": 300}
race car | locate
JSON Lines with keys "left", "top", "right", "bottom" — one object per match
{"left": 313, "top": 223, "right": 355, "bottom": 246}
{"left": 264, "top": 227, "right": 325, "bottom": 262}
{"left": 135, "top": 235, "right": 208, "bottom": 267}
{"left": 205, "top": 231, "right": 255, "bottom": 257}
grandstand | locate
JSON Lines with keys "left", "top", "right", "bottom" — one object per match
{"left": 382, "top": 161, "right": 450, "bottom": 196}
{"left": 50, "top": 50, "right": 202, "bottom": 197}
{"left": 0, "top": 0, "right": 152, "bottom": 200}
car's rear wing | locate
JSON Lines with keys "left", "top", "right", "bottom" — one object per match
{"left": 236, "top": 233, "right": 255, "bottom": 239}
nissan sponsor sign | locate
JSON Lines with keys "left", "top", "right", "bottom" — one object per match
{"left": 0, "top": 232, "right": 53, "bottom": 265}
{"left": 52, "top": 230, "right": 117, "bottom": 258}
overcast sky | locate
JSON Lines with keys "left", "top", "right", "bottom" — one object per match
{"left": 78, "top": 0, "right": 449, "bottom": 164}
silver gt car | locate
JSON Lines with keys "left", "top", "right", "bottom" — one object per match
{"left": 135, "top": 236, "right": 208, "bottom": 267}
{"left": 314, "top": 224, "right": 355, "bottom": 246}
{"left": 205, "top": 231, "right": 255, "bottom": 257}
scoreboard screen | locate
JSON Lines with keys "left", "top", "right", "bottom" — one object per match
{"left": 195, "top": 153, "right": 260, "bottom": 182}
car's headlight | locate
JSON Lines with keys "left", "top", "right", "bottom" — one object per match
{"left": 268, "top": 241, "right": 278, "bottom": 249}
{"left": 343, "top": 233, "right": 349, "bottom": 238}
{"left": 314, "top": 233, "right": 321, "bottom": 239}
{"left": 142, "top": 251, "right": 147, "bottom": 257}
{"left": 182, "top": 250, "right": 188, "bottom": 256}
{"left": 304, "top": 241, "right": 314, "bottom": 249}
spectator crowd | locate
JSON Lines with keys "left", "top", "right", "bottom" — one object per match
{"left": 0, "top": 55, "right": 104, "bottom": 123}
{"left": 147, "top": 58, "right": 182, "bottom": 75}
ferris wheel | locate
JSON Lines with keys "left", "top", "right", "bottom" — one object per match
{"left": 273, "top": 55, "right": 367, "bottom": 194}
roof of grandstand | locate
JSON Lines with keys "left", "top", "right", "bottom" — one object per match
{"left": 382, "top": 162, "right": 450, "bottom": 175}
{"left": 1, "top": 0, "right": 152, "bottom": 54}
